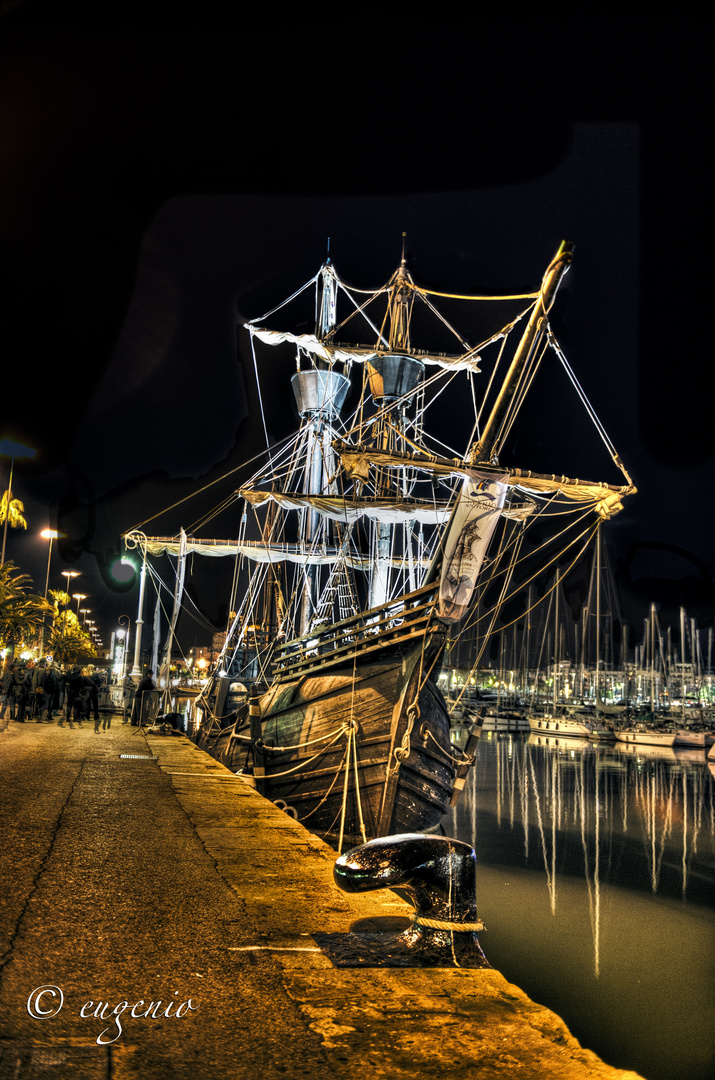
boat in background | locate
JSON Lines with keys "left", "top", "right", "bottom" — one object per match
{"left": 673, "top": 727, "right": 712, "bottom": 749}
{"left": 528, "top": 712, "right": 595, "bottom": 739}
{"left": 614, "top": 726, "right": 676, "bottom": 748}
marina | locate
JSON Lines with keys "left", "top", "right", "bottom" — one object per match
{"left": 444, "top": 728, "right": 715, "bottom": 1080}
{"left": 1, "top": 31, "right": 710, "bottom": 1080}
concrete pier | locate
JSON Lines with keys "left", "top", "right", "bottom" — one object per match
{"left": 0, "top": 718, "right": 644, "bottom": 1079}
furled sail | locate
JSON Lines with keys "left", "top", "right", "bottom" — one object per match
{"left": 239, "top": 489, "right": 452, "bottom": 525}
{"left": 336, "top": 444, "right": 635, "bottom": 520}
{"left": 142, "top": 535, "right": 428, "bottom": 569}
{"left": 510, "top": 473, "right": 636, "bottom": 518}
{"left": 246, "top": 327, "right": 482, "bottom": 373}
{"left": 337, "top": 444, "right": 471, "bottom": 482}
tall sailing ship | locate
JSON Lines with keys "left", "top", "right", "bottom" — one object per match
{"left": 124, "top": 239, "right": 636, "bottom": 844}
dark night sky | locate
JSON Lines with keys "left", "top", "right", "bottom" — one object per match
{"left": 1, "top": 7, "right": 712, "bottom": 655}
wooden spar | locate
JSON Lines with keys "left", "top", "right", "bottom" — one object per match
{"left": 470, "top": 240, "right": 575, "bottom": 465}
{"left": 422, "top": 241, "right": 575, "bottom": 589}
{"left": 449, "top": 713, "right": 485, "bottom": 807}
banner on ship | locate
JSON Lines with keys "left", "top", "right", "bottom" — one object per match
{"left": 438, "top": 469, "right": 508, "bottom": 623}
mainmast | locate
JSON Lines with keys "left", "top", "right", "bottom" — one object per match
{"left": 293, "top": 261, "right": 350, "bottom": 633}
{"left": 365, "top": 243, "right": 425, "bottom": 609}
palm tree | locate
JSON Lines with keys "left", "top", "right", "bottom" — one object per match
{"left": 0, "top": 491, "right": 27, "bottom": 531}
{"left": 0, "top": 561, "right": 54, "bottom": 671}
{"left": 48, "top": 609, "right": 97, "bottom": 666}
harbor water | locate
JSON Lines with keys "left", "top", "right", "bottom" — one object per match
{"left": 443, "top": 730, "right": 715, "bottom": 1080}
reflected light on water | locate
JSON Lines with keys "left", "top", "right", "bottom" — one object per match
{"left": 444, "top": 731, "right": 715, "bottom": 1080}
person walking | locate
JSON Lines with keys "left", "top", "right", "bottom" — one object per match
{"left": 121, "top": 674, "right": 134, "bottom": 724}
{"left": 99, "top": 671, "right": 113, "bottom": 731}
{"left": 63, "top": 665, "right": 84, "bottom": 727}
{"left": 131, "top": 670, "right": 155, "bottom": 726}
{"left": 31, "top": 658, "right": 47, "bottom": 720}
{"left": 12, "top": 662, "right": 31, "bottom": 722}
{"left": 35, "top": 661, "right": 58, "bottom": 722}
{"left": 87, "top": 669, "right": 103, "bottom": 732}
{"left": 0, "top": 664, "right": 14, "bottom": 719}
{"left": 43, "top": 664, "right": 61, "bottom": 721}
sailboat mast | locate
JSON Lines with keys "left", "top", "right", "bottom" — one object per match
{"left": 680, "top": 605, "right": 686, "bottom": 721}
{"left": 596, "top": 522, "right": 602, "bottom": 701}
{"left": 554, "top": 569, "right": 560, "bottom": 707}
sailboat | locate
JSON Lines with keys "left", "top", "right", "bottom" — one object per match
{"left": 124, "top": 239, "right": 636, "bottom": 844}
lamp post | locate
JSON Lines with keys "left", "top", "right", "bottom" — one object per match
{"left": 61, "top": 570, "right": 80, "bottom": 593}
{"left": 131, "top": 549, "right": 148, "bottom": 682}
{"left": 41, "top": 530, "right": 59, "bottom": 596}
{"left": 60, "top": 571, "right": 79, "bottom": 642}
{"left": 80, "top": 608, "right": 90, "bottom": 627}
{"left": 72, "top": 593, "right": 87, "bottom": 617}
{"left": 38, "top": 529, "right": 59, "bottom": 658}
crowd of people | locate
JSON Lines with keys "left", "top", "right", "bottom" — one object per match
{"left": 0, "top": 661, "right": 165, "bottom": 731}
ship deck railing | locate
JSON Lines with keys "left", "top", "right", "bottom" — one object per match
{"left": 271, "top": 581, "right": 441, "bottom": 682}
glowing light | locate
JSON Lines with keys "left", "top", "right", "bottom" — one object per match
{"left": 111, "top": 557, "right": 137, "bottom": 584}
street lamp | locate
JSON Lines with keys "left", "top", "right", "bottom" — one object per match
{"left": 61, "top": 570, "right": 80, "bottom": 593}
{"left": 38, "top": 529, "right": 59, "bottom": 658}
{"left": 72, "top": 593, "right": 87, "bottom": 616}
{"left": 60, "top": 571, "right": 79, "bottom": 640}
{"left": 41, "top": 530, "right": 60, "bottom": 596}
{"left": 80, "top": 608, "right": 90, "bottom": 626}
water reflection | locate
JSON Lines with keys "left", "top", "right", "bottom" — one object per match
{"left": 444, "top": 730, "right": 715, "bottom": 1080}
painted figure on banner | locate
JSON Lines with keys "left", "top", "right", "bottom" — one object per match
{"left": 438, "top": 471, "right": 508, "bottom": 622}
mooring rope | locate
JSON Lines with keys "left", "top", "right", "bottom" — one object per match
{"left": 260, "top": 722, "right": 350, "bottom": 753}
{"left": 423, "top": 727, "right": 475, "bottom": 765}
{"left": 258, "top": 727, "right": 349, "bottom": 778}
{"left": 411, "top": 914, "right": 486, "bottom": 933}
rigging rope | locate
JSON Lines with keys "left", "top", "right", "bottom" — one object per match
{"left": 245, "top": 272, "right": 320, "bottom": 325}
{"left": 122, "top": 432, "right": 295, "bottom": 536}
{"left": 548, "top": 332, "right": 634, "bottom": 486}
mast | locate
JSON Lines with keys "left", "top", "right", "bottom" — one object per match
{"left": 424, "top": 241, "right": 575, "bottom": 590}
{"left": 554, "top": 569, "right": 560, "bottom": 708}
{"left": 366, "top": 245, "right": 424, "bottom": 610}
{"left": 293, "top": 262, "right": 350, "bottom": 633}
{"left": 470, "top": 240, "right": 575, "bottom": 465}
{"left": 596, "top": 522, "right": 602, "bottom": 702}
{"left": 680, "top": 605, "right": 686, "bottom": 721}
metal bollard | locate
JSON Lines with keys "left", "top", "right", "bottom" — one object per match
{"left": 326, "top": 833, "right": 490, "bottom": 968}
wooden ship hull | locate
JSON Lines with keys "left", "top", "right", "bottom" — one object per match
{"left": 196, "top": 585, "right": 474, "bottom": 841}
